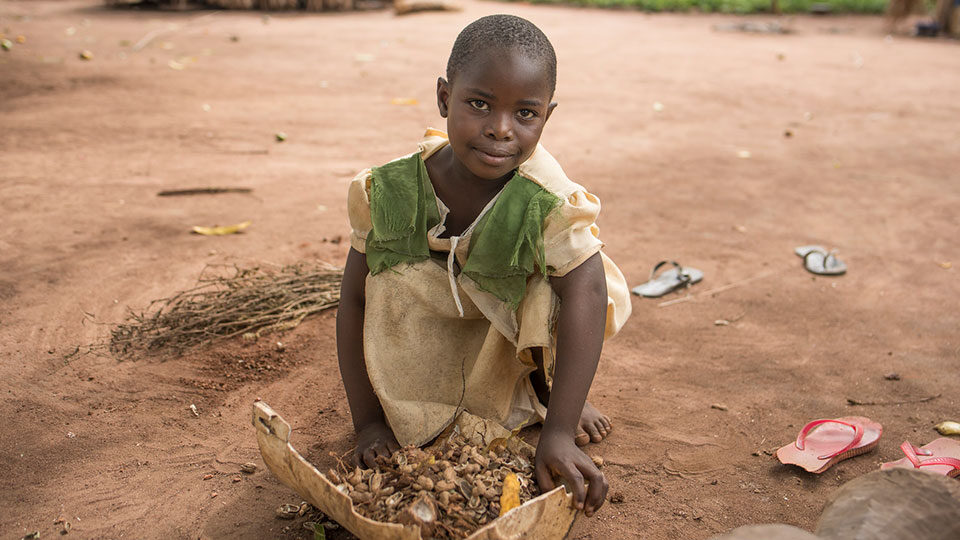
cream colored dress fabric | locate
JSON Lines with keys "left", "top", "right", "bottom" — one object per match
{"left": 347, "top": 130, "right": 631, "bottom": 446}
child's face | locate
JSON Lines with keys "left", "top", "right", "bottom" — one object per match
{"left": 437, "top": 48, "right": 556, "bottom": 182}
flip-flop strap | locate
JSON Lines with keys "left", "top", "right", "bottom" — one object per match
{"left": 915, "top": 456, "right": 960, "bottom": 471}
{"left": 803, "top": 248, "right": 841, "bottom": 269}
{"left": 899, "top": 440, "right": 934, "bottom": 467}
{"left": 795, "top": 419, "right": 864, "bottom": 460}
{"left": 802, "top": 248, "right": 827, "bottom": 266}
{"left": 650, "top": 260, "right": 691, "bottom": 286}
{"left": 824, "top": 250, "right": 839, "bottom": 268}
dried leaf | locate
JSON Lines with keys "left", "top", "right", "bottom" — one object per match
{"left": 191, "top": 221, "right": 251, "bottom": 236}
{"left": 499, "top": 473, "right": 521, "bottom": 516}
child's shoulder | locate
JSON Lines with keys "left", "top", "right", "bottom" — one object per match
{"left": 517, "top": 144, "right": 587, "bottom": 200}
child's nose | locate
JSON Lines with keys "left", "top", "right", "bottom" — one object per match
{"left": 484, "top": 113, "right": 514, "bottom": 141}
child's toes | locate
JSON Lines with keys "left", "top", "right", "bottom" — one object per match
{"left": 575, "top": 429, "right": 591, "bottom": 447}
{"left": 600, "top": 415, "right": 612, "bottom": 432}
{"left": 584, "top": 422, "right": 603, "bottom": 443}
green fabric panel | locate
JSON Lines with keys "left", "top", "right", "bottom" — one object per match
{"left": 463, "top": 174, "right": 561, "bottom": 309}
{"left": 366, "top": 155, "right": 441, "bottom": 275}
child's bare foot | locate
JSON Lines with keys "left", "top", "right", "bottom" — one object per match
{"left": 575, "top": 401, "right": 611, "bottom": 446}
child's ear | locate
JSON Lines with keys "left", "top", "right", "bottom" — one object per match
{"left": 544, "top": 101, "right": 558, "bottom": 123}
{"left": 436, "top": 77, "right": 450, "bottom": 118}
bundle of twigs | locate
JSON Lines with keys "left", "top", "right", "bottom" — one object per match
{"left": 110, "top": 261, "right": 342, "bottom": 357}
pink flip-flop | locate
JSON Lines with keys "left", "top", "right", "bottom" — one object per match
{"left": 880, "top": 438, "right": 960, "bottom": 478}
{"left": 776, "top": 416, "right": 883, "bottom": 473}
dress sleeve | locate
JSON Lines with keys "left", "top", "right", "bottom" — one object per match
{"left": 347, "top": 169, "right": 374, "bottom": 253}
{"left": 542, "top": 188, "right": 604, "bottom": 277}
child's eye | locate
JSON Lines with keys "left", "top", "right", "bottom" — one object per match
{"left": 517, "top": 109, "right": 537, "bottom": 120}
{"left": 469, "top": 100, "right": 489, "bottom": 111}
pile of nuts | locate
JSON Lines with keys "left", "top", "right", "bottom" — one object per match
{"left": 327, "top": 430, "right": 540, "bottom": 538}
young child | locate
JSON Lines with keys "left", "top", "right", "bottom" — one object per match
{"left": 336, "top": 14, "right": 631, "bottom": 517}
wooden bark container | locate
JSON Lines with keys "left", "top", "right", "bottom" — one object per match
{"left": 253, "top": 401, "right": 578, "bottom": 539}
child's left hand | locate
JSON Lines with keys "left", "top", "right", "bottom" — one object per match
{"left": 534, "top": 429, "right": 609, "bottom": 517}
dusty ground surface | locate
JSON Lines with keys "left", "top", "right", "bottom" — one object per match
{"left": 2, "top": 0, "right": 958, "bottom": 538}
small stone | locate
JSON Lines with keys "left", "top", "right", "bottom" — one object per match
{"left": 211, "top": 491, "right": 218, "bottom": 498}
{"left": 275, "top": 132, "right": 287, "bottom": 142}
{"left": 610, "top": 491, "right": 625, "bottom": 504}
{"left": 784, "top": 129, "right": 793, "bottom": 137}
{"left": 1, "top": 39, "right": 13, "bottom": 51}
{"left": 232, "top": 476, "right": 241, "bottom": 483}
{"left": 590, "top": 455, "right": 604, "bottom": 468}
{"left": 710, "top": 403, "right": 728, "bottom": 411}
{"left": 240, "top": 462, "right": 257, "bottom": 474}
{"left": 203, "top": 473, "right": 214, "bottom": 480}
{"left": 79, "top": 50, "right": 93, "bottom": 60}
{"left": 884, "top": 372, "right": 900, "bottom": 381}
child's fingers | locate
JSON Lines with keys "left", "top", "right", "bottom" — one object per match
{"left": 373, "top": 443, "right": 394, "bottom": 461}
{"left": 557, "top": 464, "right": 586, "bottom": 510}
{"left": 582, "top": 463, "right": 608, "bottom": 516}
{"left": 534, "top": 461, "right": 556, "bottom": 493}
{"left": 361, "top": 447, "right": 379, "bottom": 469}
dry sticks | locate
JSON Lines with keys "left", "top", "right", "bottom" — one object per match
{"left": 110, "top": 262, "right": 341, "bottom": 357}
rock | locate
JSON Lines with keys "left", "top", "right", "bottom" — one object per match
{"left": 815, "top": 469, "right": 960, "bottom": 540}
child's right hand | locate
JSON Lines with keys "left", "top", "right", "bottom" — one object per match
{"left": 355, "top": 421, "right": 400, "bottom": 469}
{"left": 534, "top": 429, "right": 608, "bottom": 516}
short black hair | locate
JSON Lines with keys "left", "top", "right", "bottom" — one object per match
{"left": 446, "top": 14, "right": 557, "bottom": 96}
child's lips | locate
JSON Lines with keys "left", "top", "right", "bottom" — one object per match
{"left": 473, "top": 147, "right": 514, "bottom": 166}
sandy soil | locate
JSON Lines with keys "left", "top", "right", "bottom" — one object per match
{"left": 1, "top": 1, "right": 959, "bottom": 538}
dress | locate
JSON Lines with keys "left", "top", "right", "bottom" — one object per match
{"left": 347, "top": 129, "right": 631, "bottom": 447}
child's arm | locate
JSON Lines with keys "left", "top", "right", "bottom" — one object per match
{"left": 534, "top": 252, "right": 609, "bottom": 517}
{"left": 336, "top": 247, "right": 400, "bottom": 467}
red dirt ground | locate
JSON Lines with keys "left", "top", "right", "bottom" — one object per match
{"left": 1, "top": 1, "right": 958, "bottom": 538}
